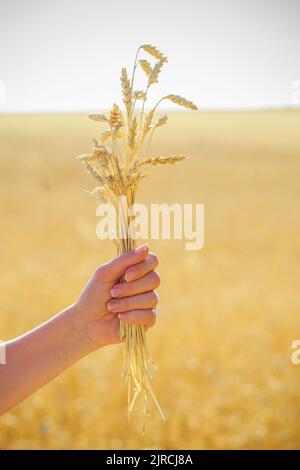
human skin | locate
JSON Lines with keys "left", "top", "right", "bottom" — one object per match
{"left": 0, "top": 244, "right": 160, "bottom": 415}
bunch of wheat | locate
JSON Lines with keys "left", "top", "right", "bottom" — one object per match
{"left": 77, "top": 44, "right": 197, "bottom": 427}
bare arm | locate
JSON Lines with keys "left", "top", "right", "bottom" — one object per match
{"left": 0, "top": 306, "right": 92, "bottom": 414}
{"left": 0, "top": 244, "right": 160, "bottom": 414}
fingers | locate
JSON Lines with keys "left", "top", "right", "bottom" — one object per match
{"left": 111, "top": 271, "right": 160, "bottom": 298}
{"left": 124, "top": 252, "right": 159, "bottom": 282}
{"left": 118, "top": 309, "right": 156, "bottom": 327}
{"left": 99, "top": 248, "right": 160, "bottom": 330}
{"left": 107, "top": 290, "right": 158, "bottom": 313}
{"left": 96, "top": 244, "right": 149, "bottom": 282}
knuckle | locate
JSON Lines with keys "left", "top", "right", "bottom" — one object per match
{"left": 122, "top": 284, "right": 130, "bottom": 296}
{"left": 119, "top": 251, "right": 131, "bottom": 263}
{"left": 122, "top": 297, "right": 131, "bottom": 310}
{"left": 118, "top": 282, "right": 127, "bottom": 294}
{"left": 94, "top": 265, "right": 105, "bottom": 280}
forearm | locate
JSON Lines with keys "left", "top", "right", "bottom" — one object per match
{"left": 0, "top": 305, "right": 93, "bottom": 415}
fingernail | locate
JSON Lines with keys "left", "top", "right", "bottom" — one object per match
{"left": 135, "top": 244, "right": 148, "bottom": 255}
{"left": 107, "top": 301, "right": 117, "bottom": 312}
{"left": 125, "top": 268, "right": 136, "bottom": 282}
{"left": 111, "top": 286, "right": 122, "bottom": 297}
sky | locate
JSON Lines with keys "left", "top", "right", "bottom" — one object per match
{"left": 0, "top": 0, "right": 300, "bottom": 112}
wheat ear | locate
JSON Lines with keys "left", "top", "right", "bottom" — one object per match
{"left": 139, "top": 154, "right": 185, "bottom": 167}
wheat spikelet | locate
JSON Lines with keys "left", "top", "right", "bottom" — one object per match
{"left": 89, "top": 113, "right": 108, "bottom": 122}
{"left": 77, "top": 153, "right": 99, "bottom": 164}
{"left": 156, "top": 115, "right": 168, "bottom": 127}
{"left": 139, "top": 154, "right": 185, "bottom": 167}
{"left": 77, "top": 153, "right": 93, "bottom": 162}
{"left": 109, "top": 103, "right": 123, "bottom": 129}
{"left": 88, "top": 186, "right": 109, "bottom": 203}
{"left": 133, "top": 90, "right": 147, "bottom": 101}
{"left": 142, "top": 110, "right": 154, "bottom": 139}
{"left": 97, "top": 145, "right": 110, "bottom": 157}
{"left": 164, "top": 94, "right": 198, "bottom": 110}
{"left": 84, "top": 163, "right": 106, "bottom": 184}
{"left": 148, "top": 60, "right": 164, "bottom": 86}
{"left": 96, "top": 149, "right": 111, "bottom": 171}
{"left": 120, "top": 68, "right": 132, "bottom": 115}
{"left": 141, "top": 44, "right": 167, "bottom": 62}
{"left": 78, "top": 144, "right": 108, "bottom": 162}
{"left": 128, "top": 116, "right": 138, "bottom": 151}
{"left": 98, "top": 144, "right": 111, "bottom": 156}
{"left": 139, "top": 59, "right": 152, "bottom": 77}
{"left": 124, "top": 168, "right": 144, "bottom": 190}
{"left": 99, "top": 156, "right": 110, "bottom": 171}
{"left": 100, "top": 130, "right": 112, "bottom": 143}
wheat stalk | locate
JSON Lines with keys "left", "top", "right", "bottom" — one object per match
{"left": 141, "top": 110, "right": 154, "bottom": 140}
{"left": 128, "top": 116, "right": 138, "bottom": 154}
{"left": 139, "top": 154, "right": 185, "bottom": 167}
{"left": 77, "top": 44, "right": 197, "bottom": 429}
{"left": 163, "top": 94, "right": 198, "bottom": 110}
{"left": 89, "top": 113, "right": 108, "bottom": 122}
{"left": 121, "top": 67, "right": 132, "bottom": 125}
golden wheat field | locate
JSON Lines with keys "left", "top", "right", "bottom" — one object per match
{"left": 0, "top": 110, "right": 300, "bottom": 449}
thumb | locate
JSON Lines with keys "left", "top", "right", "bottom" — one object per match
{"left": 97, "top": 244, "right": 149, "bottom": 283}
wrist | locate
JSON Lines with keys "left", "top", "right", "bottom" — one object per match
{"left": 61, "top": 304, "right": 97, "bottom": 356}
{"left": 66, "top": 303, "right": 107, "bottom": 353}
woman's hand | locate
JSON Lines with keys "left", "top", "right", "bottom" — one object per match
{"left": 72, "top": 244, "right": 160, "bottom": 348}
{"left": 0, "top": 245, "right": 160, "bottom": 414}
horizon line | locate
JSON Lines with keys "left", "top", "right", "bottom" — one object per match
{"left": 0, "top": 105, "right": 300, "bottom": 116}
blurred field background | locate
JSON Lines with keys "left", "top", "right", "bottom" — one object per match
{"left": 0, "top": 110, "right": 300, "bottom": 449}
